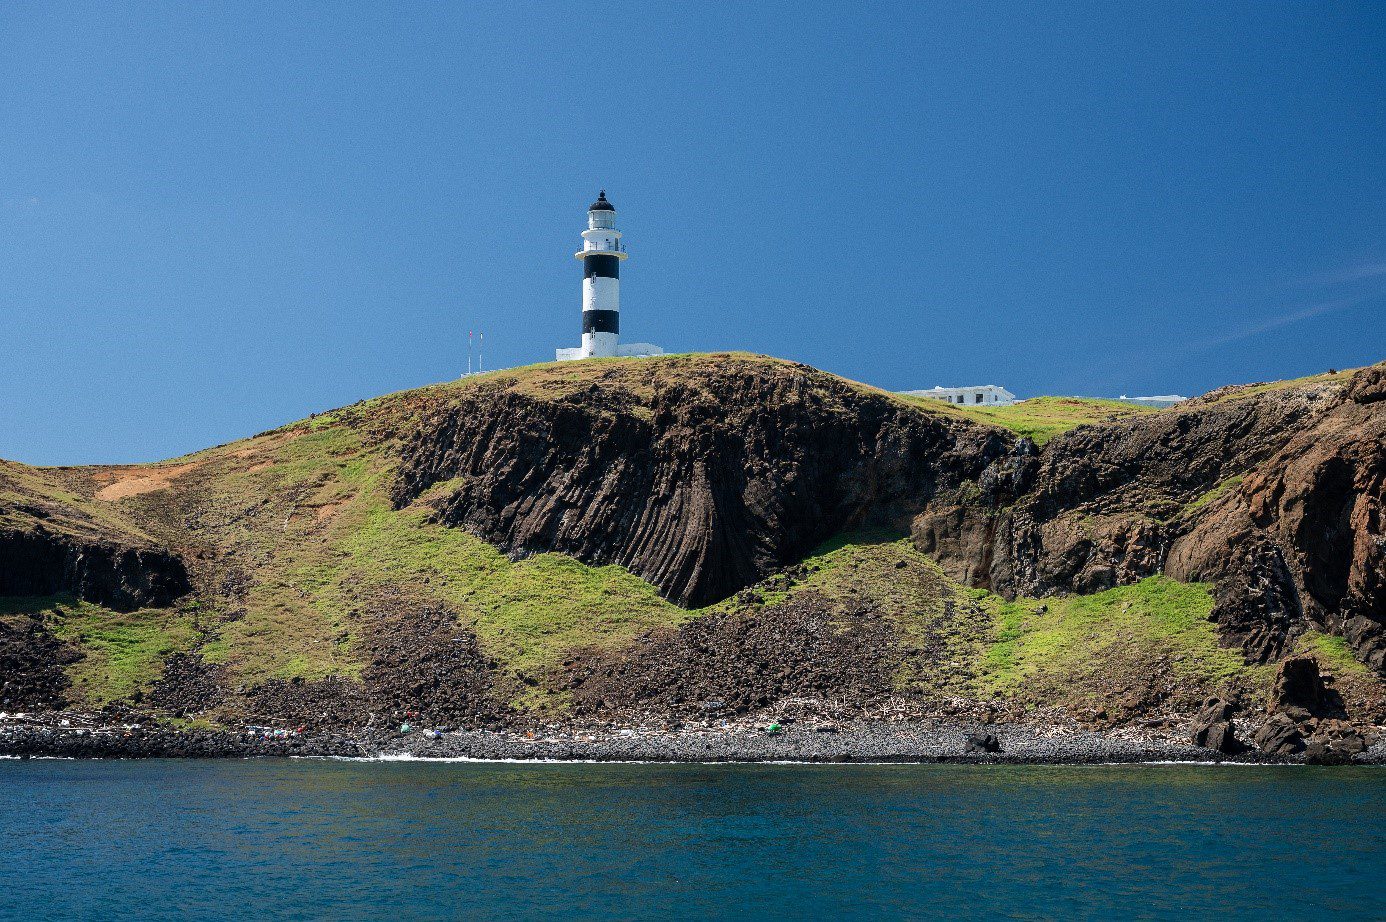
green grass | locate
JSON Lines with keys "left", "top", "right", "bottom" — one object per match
{"left": 974, "top": 576, "right": 1258, "bottom": 701}
{"left": 184, "top": 416, "right": 691, "bottom": 709}
{"left": 712, "top": 532, "right": 992, "bottom": 696}
{"left": 0, "top": 459, "right": 155, "bottom": 541}
{"left": 1179, "top": 474, "right": 1245, "bottom": 519}
{"left": 329, "top": 493, "right": 691, "bottom": 693}
{"left": 1292, "top": 630, "right": 1374, "bottom": 677}
{"left": 1, "top": 596, "right": 198, "bottom": 707}
{"left": 962, "top": 397, "right": 1161, "bottom": 445}
{"left": 895, "top": 395, "right": 1162, "bottom": 445}
{"left": 1198, "top": 366, "right": 1364, "bottom": 404}
{"left": 689, "top": 539, "right": 1278, "bottom": 712}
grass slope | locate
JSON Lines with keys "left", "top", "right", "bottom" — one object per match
{"left": 972, "top": 577, "right": 1267, "bottom": 711}
{"left": 1, "top": 595, "right": 197, "bottom": 707}
{"left": 724, "top": 535, "right": 1274, "bottom": 716}
{"left": 125, "top": 400, "right": 692, "bottom": 710}
{"left": 0, "top": 459, "right": 153, "bottom": 542}
{"left": 1198, "top": 366, "right": 1362, "bottom": 405}
{"left": 960, "top": 397, "right": 1160, "bottom": 445}
{"left": 893, "top": 394, "right": 1161, "bottom": 444}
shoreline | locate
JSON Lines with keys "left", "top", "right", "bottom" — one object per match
{"left": 4, "top": 715, "right": 1383, "bottom": 765}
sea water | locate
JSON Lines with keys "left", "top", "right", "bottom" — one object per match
{"left": 1, "top": 759, "right": 1381, "bottom": 920}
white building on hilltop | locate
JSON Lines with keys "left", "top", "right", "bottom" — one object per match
{"left": 555, "top": 191, "right": 664, "bottom": 362}
{"left": 903, "top": 385, "right": 1017, "bottom": 406}
{"left": 1115, "top": 394, "right": 1187, "bottom": 408}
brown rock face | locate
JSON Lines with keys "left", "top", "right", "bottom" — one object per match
{"left": 915, "top": 364, "right": 1386, "bottom": 669}
{"left": 391, "top": 359, "right": 1010, "bottom": 606}
{"left": 1172, "top": 368, "right": 1386, "bottom": 666}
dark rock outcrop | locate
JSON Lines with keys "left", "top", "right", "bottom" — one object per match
{"left": 1270, "top": 657, "right": 1327, "bottom": 719}
{"left": 1303, "top": 723, "right": 1368, "bottom": 765}
{"left": 1188, "top": 697, "right": 1244, "bottom": 754}
{"left": 1251, "top": 659, "right": 1360, "bottom": 758}
{"left": 0, "top": 529, "right": 190, "bottom": 612}
{"left": 392, "top": 359, "right": 1010, "bottom": 606}
{"left": 1252, "top": 713, "right": 1304, "bottom": 757}
{"left": 965, "top": 731, "right": 1001, "bottom": 754}
{"left": 915, "top": 365, "right": 1386, "bottom": 669}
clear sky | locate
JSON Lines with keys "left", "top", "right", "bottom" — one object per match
{"left": 2, "top": 2, "right": 1383, "bottom": 465}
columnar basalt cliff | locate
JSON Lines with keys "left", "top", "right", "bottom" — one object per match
{"left": 0, "top": 531, "right": 190, "bottom": 612}
{"left": 914, "top": 364, "right": 1386, "bottom": 668}
{"left": 390, "top": 360, "right": 1013, "bottom": 606}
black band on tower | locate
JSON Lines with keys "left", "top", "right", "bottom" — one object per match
{"left": 582, "top": 309, "right": 619, "bottom": 334}
{"left": 583, "top": 254, "right": 619, "bottom": 279}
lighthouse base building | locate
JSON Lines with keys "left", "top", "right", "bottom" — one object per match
{"left": 555, "top": 342, "right": 664, "bottom": 361}
{"left": 555, "top": 192, "right": 664, "bottom": 362}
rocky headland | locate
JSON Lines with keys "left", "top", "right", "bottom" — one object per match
{"left": 2, "top": 354, "right": 1383, "bottom": 762}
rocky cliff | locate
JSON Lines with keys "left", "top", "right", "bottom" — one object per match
{"left": 0, "top": 354, "right": 1382, "bottom": 747}
{"left": 391, "top": 358, "right": 1011, "bottom": 606}
{"left": 0, "top": 461, "right": 189, "bottom": 611}
{"left": 914, "top": 364, "right": 1386, "bottom": 668}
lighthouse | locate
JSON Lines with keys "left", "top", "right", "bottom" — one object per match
{"left": 555, "top": 192, "right": 664, "bottom": 361}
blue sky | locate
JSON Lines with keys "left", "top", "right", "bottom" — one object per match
{"left": 2, "top": 2, "right": 1383, "bottom": 465}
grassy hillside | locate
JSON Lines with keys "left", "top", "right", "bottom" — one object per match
{"left": 0, "top": 458, "right": 154, "bottom": 542}
{"left": 20, "top": 358, "right": 805, "bottom": 708}
{"left": 1197, "top": 366, "right": 1361, "bottom": 405}
{"left": 718, "top": 536, "right": 1280, "bottom": 717}
{"left": 0, "top": 596, "right": 198, "bottom": 707}
{"left": 3, "top": 353, "right": 1377, "bottom": 724}
{"left": 896, "top": 395, "right": 1163, "bottom": 445}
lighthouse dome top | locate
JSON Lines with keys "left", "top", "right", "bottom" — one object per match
{"left": 588, "top": 191, "right": 615, "bottom": 212}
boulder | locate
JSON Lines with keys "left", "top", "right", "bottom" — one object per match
{"left": 1303, "top": 721, "right": 1368, "bottom": 764}
{"left": 1304, "top": 736, "right": 1351, "bottom": 765}
{"left": 965, "top": 731, "right": 1001, "bottom": 754}
{"left": 1199, "top": 722, "right": 1242, "bottom": 755}
{"left": 1271, "top": 657, "right": 1324, "bottom": 716}
{"left": 1189, "top": 697, "right": 1245, "bottom": 754}
{"left": 1252, "top": 713, "right": 1304, "bottom": 757}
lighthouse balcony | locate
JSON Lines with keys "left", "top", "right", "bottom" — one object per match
{"left": 574, "top": 248, "right": 629, "bottom": 260}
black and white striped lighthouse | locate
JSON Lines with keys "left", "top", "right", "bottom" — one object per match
{"left": 555, "top": 192, "right": 663, "bottom": 362}
{"left": 575, "top": 190, "right": 625, "bottom": 358}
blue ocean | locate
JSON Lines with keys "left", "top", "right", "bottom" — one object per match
{"left": 1, "top": 759, "right": 1381, "bottom": 920}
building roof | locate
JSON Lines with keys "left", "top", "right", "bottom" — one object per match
{"left": 588, "top": 190, "right": 615, "bottom": 212}
{"left": 898, "top": 385, "right": 1017, "bottom": 399}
